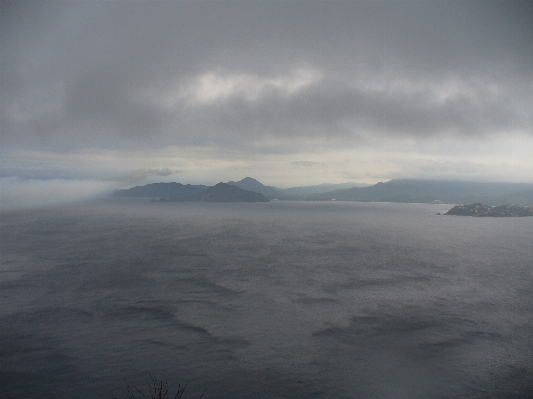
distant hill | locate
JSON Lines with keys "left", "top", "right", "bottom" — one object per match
{"left": 227, "top": 177, "right": 367, "bottom": 199}
{"left": 113, "top": 182, "right": 207, "bottom": 198}
{"left": 113, "top": 178, "right": 533, "bottom": 205}
{"left": 307, "top": 179, "right": 533, "bottom": 205}
{"left": 227, "top": 177, "right": 281, "bottom": 198}
{"left": 114, "top": 178, "right": 369, "bottom": 200}
{"left": 280, "top": 182, "right": 369, "bottom": 197}
{"left": 155, "top": 183, "right": 269, "bottom": 202}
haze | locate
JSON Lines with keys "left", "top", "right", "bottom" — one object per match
{"left": 1, "top": 1, "right": 532, "bottom": 208}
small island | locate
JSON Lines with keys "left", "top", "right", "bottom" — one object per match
{"left": 151, "top": 182, "right": 270, "bottom": 203}
{"left": 445, "top": 203, "right": 533, "bottom": 217}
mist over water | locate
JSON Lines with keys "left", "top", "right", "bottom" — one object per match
{"left": 1, "top": 200, "right": 532, "bottom": 399}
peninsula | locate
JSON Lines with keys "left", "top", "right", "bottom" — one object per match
{"left": 445, "top": 203, "right": 533, "bottom": 217}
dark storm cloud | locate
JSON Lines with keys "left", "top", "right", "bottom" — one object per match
{"left": 1, "top": 1, "right": 532, "bottom": 151}
{"left": 188, "top": 76, "right": 525, "bottom": 142}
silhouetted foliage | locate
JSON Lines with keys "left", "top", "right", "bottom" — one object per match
{"left": 113, "top": 374, "right": 204, "bottom": 399}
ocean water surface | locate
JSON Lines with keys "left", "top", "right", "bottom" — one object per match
{"left": 1, "top": 200, "right": 532, "bottom": 398}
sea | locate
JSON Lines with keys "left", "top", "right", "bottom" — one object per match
{"left": 1, "top": 199, "right": 532, "bottom": 399}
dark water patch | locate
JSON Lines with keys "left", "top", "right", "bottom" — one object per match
{"left": 188, "top": 278, "right": 246, "bottom": 296}
{"left": 292, "top": 296, "right": 338, "bottom": 305}
{"left": 419, "top": 330, "right": 508, "bottom": 352}
{"left": 100, "top": 303, "right": 216, "bottom": 340}
{"left": 311, "top": 323, "right": 351, "bottom": 339}
{"left": 0, "top": 332, "right": 56, "bottom": 358}
{"left": 175, "top": 321, "right": 213, "bottom": 336}
{"left": 310, "top": 309, "right": 511, "bottom": 364}
{"left": 104, "top": 304, "right": 176, "bottom": 322}
{"left": 322, "top": 274, "right": 433, "bottom": 293}
{"left": 0, "top": 279, "right": 30, "bottom": 290}
{"left": 218, "top": 337, "right": 251, "bottom": 350}
{"left": 490, "top": 365, "right": 533, "bottom": 399}
{"left": 167, "top": 249, "right": 209, "bottom": 257}
{"left": 0, "top": 331, "right": 81, "bottom": 399}
{"left": 4, "top": 307, "right": 94, "bottom": 326}
{"left": 183, "top": 366, "right": 331, "bottom": 399}
{"left": 137, "top": 339, "right": 188, "bottom": 351}
{"left": 0, "top": 368, "right": 78, "bottom": 399}
{"left": 159, "top": 276, "right": 246, "bottom": 298}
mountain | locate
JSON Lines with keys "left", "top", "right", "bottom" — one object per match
{"left": 159, "top": 183, "right": 270, "bottom": 202}
{"left": 226, "top": 177, "right": 367, "bottom": 199}
{"left": 113, "top": 178, "right": 369, "bottom": 200}
{"left": 280, "top": 182, "right": 369, "bottom": 197}
{"left": 113, "top": 179, "right": 533, "bottom": 205}
{"left": 113, "top": 182, "right": 207, "bottom": 198}
{"left": 307, "top": 179, "right": 533, "bottom": 205}
{"left": 227, "top": 177, "right": 281, "bottom": 198}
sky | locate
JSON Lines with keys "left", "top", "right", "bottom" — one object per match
{"left": 1, "top": 1, "right": 533, "bottom": 207}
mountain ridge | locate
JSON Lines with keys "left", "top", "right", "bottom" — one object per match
{"left": 153, "top": 182, "right": 270, "bottom": 203}
{"left": 226, "top": 177, "right": 366, "bottom": 199}
{"left": 227, "top": 177, "right": 280, "bottom": 198}
{"left": 114, "top": 178, "right": 533, "bottom": 205}
{"left": 307, "top": 179, "right": 533, "bottom": 205}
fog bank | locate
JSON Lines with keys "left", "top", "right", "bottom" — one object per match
{"left": 0, "top": 178, "right": 114, "bottom": 211}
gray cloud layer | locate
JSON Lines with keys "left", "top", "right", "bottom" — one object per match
{"left": 2, "top": 1, "right": 532, "bottom": 153}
